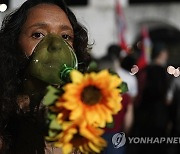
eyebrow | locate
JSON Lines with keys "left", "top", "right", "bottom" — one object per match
{"left": 28, "top": 22, "right": 48, "bottom": 29}
{"left": 60, "top": 25, "right": 73, "bottom": 32}
{"left": 28, "top": 22, "right": 73, "bottom": 32}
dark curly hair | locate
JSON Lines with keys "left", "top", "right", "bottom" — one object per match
{"left": 0, "top": 0, "right": 91, "bottom": 153}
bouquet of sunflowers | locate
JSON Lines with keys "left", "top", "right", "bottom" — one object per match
{"left": 43, "top": 65, "right": 127, "bottom": 154}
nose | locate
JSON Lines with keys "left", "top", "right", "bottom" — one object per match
{"left": 48, "top": 37, "right": 62, "bottom": 52}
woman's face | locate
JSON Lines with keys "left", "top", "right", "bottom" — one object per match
{"left": 19, "top": 3, "right": 74, "bottom": 56}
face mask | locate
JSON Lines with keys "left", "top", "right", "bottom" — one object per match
{"left": 27, "top": 34, "right": 78, "bottom": 85}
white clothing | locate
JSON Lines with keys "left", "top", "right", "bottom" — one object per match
{"left": 116, "top": 67, "right": 138, "bottom": 98}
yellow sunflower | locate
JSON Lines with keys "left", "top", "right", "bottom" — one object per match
{"left": 53, "top": 119, "right": 107, "bottom": 154}
{"left": 56, "top": 70, "right": 123, "bottom": 128}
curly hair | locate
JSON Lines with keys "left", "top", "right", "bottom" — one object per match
{"left": 0, "top": 0, "right": 91, "bottom": 153}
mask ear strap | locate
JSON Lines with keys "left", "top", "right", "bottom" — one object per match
{"left": 71, "top": 48, "right": 78, "bottom": 69}
{"left": 25, "top": 42, "right": 40, "bottom": 59}
{"left": 27, "top": 52, "right": 34, "bottom": 60}
{"left": 24, "top": 51, "right": 34, "bottom": 66}
{"left": 63, "top": 39, "right": 78, "bottom": 70}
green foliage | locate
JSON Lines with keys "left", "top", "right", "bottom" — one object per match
{"left": 106, "top": 121, "right": 114, "bottom": 128}
{"left": 119, "top": 81, "right": 128, "bottom": 94}
{"left": 43, "top": 86, "right": 60, "bottom": 106}
{"left": 49, "top": 119, "right": 61, "bottom": 130}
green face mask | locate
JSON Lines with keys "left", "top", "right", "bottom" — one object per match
{"left": 27, "top": 34, "right": 78, "bottom": 85}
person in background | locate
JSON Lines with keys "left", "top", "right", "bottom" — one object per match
{"left": 0, "top": 0, "right": 91, "bottom": 153}
{"left": 167, "top": 75, "right": 180, "bottom": 154}
{"left": 128, "top": 42, "right": 170, "bottom": 154}
{"left": 95, "top": 44, "right": 119, "bottom": 71}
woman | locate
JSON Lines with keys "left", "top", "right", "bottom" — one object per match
{"left": 0, "top": 0, "right": 91, "bottom": 153}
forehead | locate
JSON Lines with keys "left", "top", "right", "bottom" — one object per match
{"left": 25, "top": 3, "right": 71, "bottom": 26}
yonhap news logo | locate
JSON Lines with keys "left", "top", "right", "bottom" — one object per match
{"left": 112, "top": 132, "right": 180, "bottom": 148}
{"left": 112, "top": 132, "right": 126, "bottom": 148}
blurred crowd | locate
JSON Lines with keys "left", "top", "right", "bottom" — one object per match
{"left": 93, "top": 42, "right": 180, "bottom": 154}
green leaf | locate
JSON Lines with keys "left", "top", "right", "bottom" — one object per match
{"left": 87, "top": 61, "right": 99, "bottom": 72}
{"left": 48, "top": 113, "right": 56, "bottom": 120}
{"left": 48, "top": 130, "right": 59, "bottom": 137}
{"left": 43, "top": 85, "right": 60, "bottom": 106}
{"left": 49, "top": 119, "right": 61, "bottom": 130}
{"left": 106, "top": 121, "right": 114, "bottom": 128}
{"left": 119, "top": 81, "right": 128, "bottom": 94}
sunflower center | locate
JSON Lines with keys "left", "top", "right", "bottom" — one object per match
{"left": 81, "top": 86, "right": 102, "bottom": 105}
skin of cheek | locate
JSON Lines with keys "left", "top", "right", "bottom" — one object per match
{"left": 18, "top": 34, "right": 41, "bottom": 57}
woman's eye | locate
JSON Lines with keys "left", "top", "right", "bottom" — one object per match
{"left": 62, "top": 34, "right": 73, "bottom": 41}
{"left": 32, "top": 32, "right": 44, "bottom": 39}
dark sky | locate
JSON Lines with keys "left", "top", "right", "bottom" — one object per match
{"left": 65, "top": 0, "right": 88, "bottom": 6}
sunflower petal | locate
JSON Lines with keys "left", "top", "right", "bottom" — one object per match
{"left": 88, "top": 142, "right": 101, "bottom": 153}
{"left": 70, "top": 70, "right": 83, "bottom": 83}
{"left": 62, "top": 143, "right": 73, "bottom": 154}
{"left": 69, "top": 107, "right": 82, "bottom": 120}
